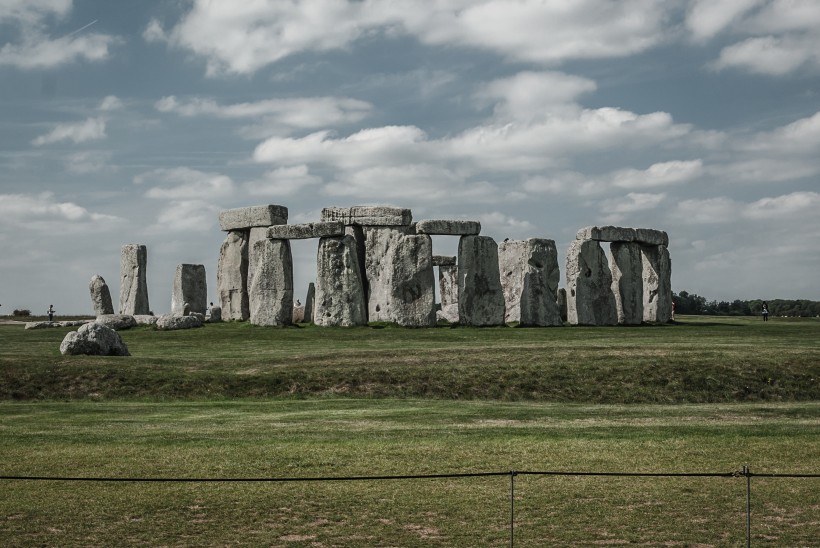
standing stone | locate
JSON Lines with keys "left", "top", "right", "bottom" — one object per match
{"left": 208, "top": 306, "right": 222, "bottom": 323}
{"left": 457, "top": 235, "right": 505, "bottom": 326}
{"left": 171, "top": 264, "right": 207, "bottom": 316}
{"left": 565, "top": 239, "right": 617, "bottom": 326}
{"left": 314, "top": 235, "right": 367, "bottom": 327}
{"left": 292, "top": 303, "right": 305, "bottom": 323}
{"left": 119, "top": 244, "right": 149, "bottom": 315}
{"left": 89, "top": 274, "right": 114, "bottom": 316}
{"left": 217, "top": 231, "right": 250, "bottom": 320}
{"left": 610, "top": 242, "right": 644, "bottom": 325}
{"left": 248, "top": 238, "right": 293, "bottom": 326}
{"left": 642, "top": 245, "right": 672, "bottom": 323}
{"left": 557, "top": 288, "right": 568, "bottom": 322}
{"left": 304, "top": 282, "right": 315, "bottom": 323}
{"left": 498, "top": 238, "right": 562, "bottom": 326}
{"left": 437, "top": 263, "right": 459, "bottom": 323}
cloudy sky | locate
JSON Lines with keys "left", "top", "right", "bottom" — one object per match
{"left": 1, "top": 0, "right": 819, "bottom": 315}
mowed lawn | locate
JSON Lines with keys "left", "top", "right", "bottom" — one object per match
{"left": 1, "top": 316, "right": 819, "bottom": 546}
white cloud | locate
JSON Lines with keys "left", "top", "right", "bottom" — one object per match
{"left": 475, "top": 71, "right": 596, "bottom": 121}
{"left": 98, "top": 95, "right": 123, "bottom": 111}
{"left": 136, "top": 167, "right": 236, "bottom": 200}
{"left": 742, "top": 191, "right": 820, "bottom": 219}
{"left": 64, "top": 151, "right": 114, "bottom": 174}
{"left": 600, "top": 192, "right": 666, "bottom": 216}
{"left": 476, "top": 211, "right": 536, "bottom": 237}
{"left": 0, "top": 191, "right": 120, "bottom": 226}
{"left": 151, "top": 199, "right": 220, "bottom": 232}
{"left": 673, "top": 197, "right": 739, "bottom": 224}
{"left": 686, "top": 0, "right": 764, "bottom": 41}
{"left": 711, "top": 35, "right": 820, "bottom": 75}
{"left": 31, "top": 117, "right": 106, "bottom": 146}
{"left": 611, "top": 160, "right": 704, "bottom": 189}
{"left": 244, "top": 165, "right": 323, "bottom": 197}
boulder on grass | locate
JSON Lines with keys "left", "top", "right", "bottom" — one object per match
{"left": 95, "top": 314, "right": 137, "bottom": 331}
{"left": 156, "top": 313, "right": 203, "bottom": 330}
{"left": 60, "top": 323, "right": 130, "bottom": 356}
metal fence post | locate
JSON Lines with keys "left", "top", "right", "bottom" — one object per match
{"left": 510, "top": 470, "right": 516, "bottom": 548}
{"left": 744, "top": 464, "right": 751, "bottom": 548}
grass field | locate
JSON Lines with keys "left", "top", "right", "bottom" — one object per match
{"left": 1, "top": 316, "right": 819, "bottom": 546}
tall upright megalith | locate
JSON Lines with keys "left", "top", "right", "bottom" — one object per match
{"left": 458, "top": 235, "right": 505, "bottom": 326}
{"left": 641, "top": 245, "right": 672, "bottom": 323}
{"left": 89, "top": 274, "right": 114, "bottom": 316}
{"left": 314, "top": 235, "right": 367, "bottom": 327}
{"left": 171, "top": 264, "right": 207, "bottom": 316}
{"left": 248, "top": 238, "right": 293, "bottom": 326}
{"left": 498, "top": 238, "right": 562, "bottom": 326}
{"left": 565, "top": 239, "right": 617, "bottom": 326}
{"left": 610, "top": 242, "right": 643, "bottom": 325}
{"left": 434, "top": 256, "right": 459, "bottom": 323}
{"left": 217, "top": 231, "right": 249, "bottom": 320}
{"left": 304, "top": 282, "right": 315, "bottom": 324}
{"left": 119, "top": 244, "right": 149, "bottom": 315}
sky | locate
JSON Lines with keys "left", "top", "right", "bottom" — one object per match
{"left": 1, "top": 0, "right": 819, "bottom": 315}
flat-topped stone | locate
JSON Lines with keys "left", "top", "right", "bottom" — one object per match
{"left": 267, "top": 221, "right": 344, "bottom": 240}
{"left": 576, "top": 226, "right": 636, "bottom": 242}
{"left": 219, "top": 205, "right": 288, "bottom": 231}
{"left": 635, "top": 228, "right": 669, "bottom": 246}
{"left": 416, "top": 220, "right": 481, "bottom": 236}
{"left": 432, "top": 255, "right": 457, "bottom": 267}
{"left": 321, "top": 206, "right": 412, "bottom": 226}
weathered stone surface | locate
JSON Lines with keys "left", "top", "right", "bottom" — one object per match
{"left": 635, "top": 228, "right": 669, "bottom": 247}
{"left": 156, "top": 313, "right": 203, "bottom": 330}
{"left": 304, "top": 282, "right": 315, "bottom": 323}
{"left": 576, "top": 226, "right": 637, "bottom": 243}
{"left": 60, "top": 323, "right": 130, "bottom": 356}
{"left": 437, "top": 264, "right": 459, "bottom": 323}
{"left": 363, "top": 227, "right": 435, "bottom": 326}
{"left": 95, "top": 314, "right": 137, "bottom": 331}
{"left": 457, "top": 235, "right": 506, "bottom": 326}
{"left": 557, "top": 288, "right": 568, "bottom": 322}
{"left": 133, "top": 315, "right": 158, "bottom": 325}
{"left": 171, "top": 264, "right": 207, "bottom": 316}
{"left": 207, "top": 306, "right": 222, "bottom": 322}
{"left": 217, "top": 231, "right": 250, "bottom": 321}
{"left": 119, "top": 244, "right": 149, "bottom": 315}
{"left": 89, "top": 274, "right": 114, "bottom": 315}
{"left": 267, "top": 221, "right": 344, "bottom": 240}
{"left": 292, "top": 304, "right": 305, "bottom": 323}
{"left": 565, "top": 239, "right": 618, "bottom": 326}
{"left": 58, "top": 320, "right": 90, "bottom": 327}
{"left": 432, "top": 255, "right": 457, "bottom": 267}
{"left": 247, "top": 238, "right": 293, "bottom": 326}
{"left": 321, "top": 206, "right": 412, "bottom": 226}
{"left": 415, "top": 220, "right": 481, "bottom": 236}
{"left": 610, "top": 242, "right": 644, "bottom": 325}
{"left": 641, "top": 245, "right": 672, "bottom": 323}
{"left": 498, "top": 238, "right": 562, "bottom": 326}
{"left": 314, "top": 235, "right": 367, "bottom": 326}
{"left": 25, "top": 321, "right": 58, "bottom": 329}
{"left": 218, "top": 205, "right": 288, "bottom": 231}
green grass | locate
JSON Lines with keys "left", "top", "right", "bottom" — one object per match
{"left": 2, "top": 315, "right": 819, "bottom": 402}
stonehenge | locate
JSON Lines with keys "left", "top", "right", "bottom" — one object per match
{"left": 498, "top": 238, "right": 562, "bottom": 327}
{"left": 171, "top": 264, "right": 207, "bottom": 316}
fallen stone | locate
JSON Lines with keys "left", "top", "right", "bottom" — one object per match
{"left": 635, "top": 228, "right": 669, "bottom": 246}
{"left": 321, "top": 206, "right": 412, "bottom": 226}
{"left": 218, "top": 204, "right": 288, "bottom": 231}
{"left": 171, "top": 264, "right": 207, "bottom": 316}
{"left": 314, "top": 235, "right": 367, "bottom": 326}
{"left": 119, "top": 244, "right": 150, "bottom": 315}
{"left": 610, "top": 242, "right": 644, "bottom": 325}
{"left": 133, "top": 315, "right": 158, "bottom": 326}
{"left": 415, "top": 220, "right": 481, "bottom": 236}
{"left": 60, "top": 323, "right": 130, "bottom": 356}
{"left": 95, "top": 314, "right": 137, "bottom": 331}
{"left": 248, "top": 238, "right": 293, "bottom": 326}
{"left": 58, "top": 320, "right": 91, "bottom": 327}
{"left": 432, "top": 255, "right": 457, "bottom": 267}
{"left": 217, "top": 230, "right": 250, "bottom": 321}
{"left": 207, "top": 306, "right": 222, "bottom": 323}
{"left": 304, "top": 282, "right": 315, "bottom": 323}
{"left": 641, "top": 245, "right": 672, "bottom": 323}
{"left": 498, "top": 238, "right": 562, "bottom": 326}
{"left": 457, "top": 235, "right": 506, "bottom": 326}
{"left": 267, "top": 221, "right": 345, "bottom": 240}
{"left": 89, "top": 274, "right": 114, "bottom": 315}
{"left": 576, "top": 226, "right": 637, "bottom": 243}
{"left": 25, "top": 321, "right": 58, "bottom": 329}
{"left": 565, "top": 239, "right": 618, "bottom": 326}
{"left": 437, "top": 263, "right": 459, "bottom": 323}
{"left": 156, "top": 314, "right": 203, "bottom": 330}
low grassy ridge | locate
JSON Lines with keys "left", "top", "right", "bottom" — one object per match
{"left": 1, "top": 315, "right": 818, "bottom": 402}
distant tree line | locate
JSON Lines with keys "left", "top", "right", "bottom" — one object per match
{"left": 672, "top": 291, "right": 820, "bottom": 317}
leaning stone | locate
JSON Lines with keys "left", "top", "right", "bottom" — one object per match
{"left": 437, "top": 263, "right": 459, "bottom": 323}
{"left": 565, "top": 239, "right": 618, "bottom": 326}
{"left": 60, "top": 323, "right": 130, "bottom": 356}
{"left": 171, "top": 264, "right": 207, "bottom": 316}
{"left": 432, "top": 255, "right": 457, "bottom": 267}
{"left": 304, "top": 282, "right": 315, "bottom": 323}
{"left": 321, "top": 206, "right": 412, "bottom": 226}
{"left": 133, "top": 315, "right": 158, "bottom": 326}
{"left": 498, "top": 238, "right": 562, "bottom": 326}
{"left": 119, "top": 244, "right": 150, "bottom": 315}
{"left": 267, "top": 221, "right": 345, "bottom": 240}
{"left": 635, "top": 228, "right": 669, "bottom": 247}
{"left": 610, "top": 242, "right": 644, "bottom": 325}
{"left": 218, "top": 204, "right": 288, "bottom": 231}
{"left": 156, "top": 314, "right": 203, "bottom": 330}
{"left": 207, "top": 306, "right": 222, "bottom": 323}
{"left": 457, "top": 235, "right": 506, "bottom": 326}
{"left": 314, "top": 235, "right": 367, "bottom": 326}
{"left": 576, "top": 226, "right": 637, "bottom": 243}
{"left": 217, "top": 230, "right": 250, "bottom": 321}
{"left": 25, "top": 321, "right": 58, "bottom": 329}
{"left": 95, "top": 314, "right": 137, "bottom": 331}
{"left": 641, "top": 245, "right": 672, "bottom": 323}
{"left": 248, "top": 238, "right": 293, "bottom": 326}
{"left": 89, "top": 274, "right": 114, "bottom": 315}
{"left": 416, "top": 220, "right": 481, "bottom": 236}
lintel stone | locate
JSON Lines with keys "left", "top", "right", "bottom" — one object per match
{"left": 432, "top": 255, "right": 457, "bottom": 267}
{"left": 219, "top": 205, "right": 288, "bottom": 231}
{"left": 635, "top": 228, "right": 669, "bottom": 246}
{"left": 321, "top": 206, "right": 412, "bottom": 226}
{"left": 416, "top": 220, "right": 481, "bottom": 236}
{"left": 267, "top": 221, "right": 345, "bottom": 240}
{"left": 576, "top": 226, "right": 637, "bottom": 242}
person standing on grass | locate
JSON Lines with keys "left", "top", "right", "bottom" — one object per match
{"left": 47, "top": 304, "right": 55, "bottom": 322}
{"left": 762, "top": 302, "right": 769, "bottom": 322}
